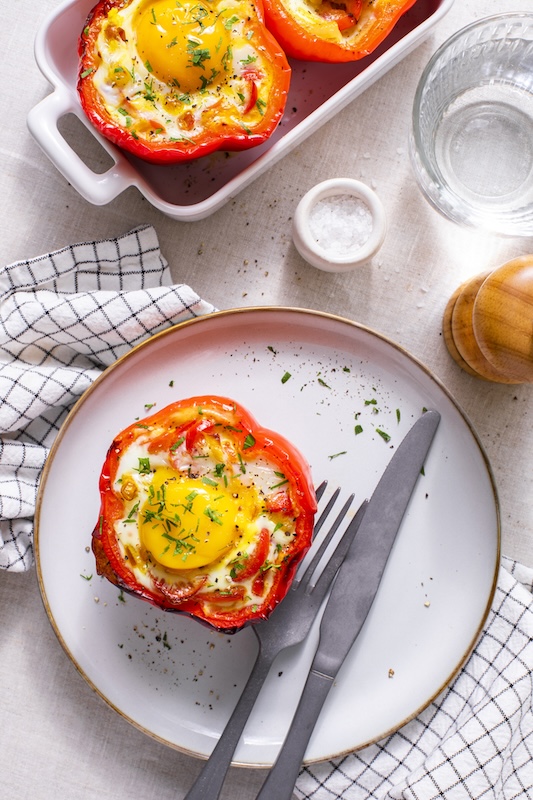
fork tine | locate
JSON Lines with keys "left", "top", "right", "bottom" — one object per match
{"left": 290, "top": 487, "right": 344, "bottom": 590}
{"left": 297, "top": 493, "right": 355, "bottom": 590}
{"left": 309, "top": 499, "right": 368, "bottom": 596}
{"left": 312, "top": 486, "right": 341, "bottom": 537}
{"left": 314, "top": 480, "right": 328, "bottom": 503}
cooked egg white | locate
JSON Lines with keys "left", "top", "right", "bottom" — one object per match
{"left": 87, "top": 0, "right": 279, "bottom": 144}
{"left": 112, "top": 434, "right": 297, "bottom": 606}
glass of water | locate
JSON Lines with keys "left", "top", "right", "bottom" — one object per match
{"left": 409, "top": 13, "right": 533, "bottom": 237}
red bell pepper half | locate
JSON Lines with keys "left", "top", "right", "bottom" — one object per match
{"left": 262, "top": 0, "right": 418, "bottom": 63}
{"left": 92, "top": 396, "right": 317, "bottom": 632}
{"left": 77, "top": 0, "right": 291, "bottom": 164}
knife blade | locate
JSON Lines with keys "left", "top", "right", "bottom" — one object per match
{"left": 255, "top": 409, "right": 441, "bottom": 800}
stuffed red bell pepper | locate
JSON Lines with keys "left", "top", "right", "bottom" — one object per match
{"left": 262, "top": 0, "right": 418, "bottom": 62}
{"left": 78, "top": 0, "right": 291, "bottom": 164}
{"left": 92, "top": 396, "right": 317, "bottom": 632}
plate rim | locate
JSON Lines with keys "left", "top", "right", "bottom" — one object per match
{"left": 35, "top": 305, "right": 501, "bottom": 765}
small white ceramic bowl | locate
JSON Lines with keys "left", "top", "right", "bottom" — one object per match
{"left": 292, "top": 178, "right": 387, "bottom": 272}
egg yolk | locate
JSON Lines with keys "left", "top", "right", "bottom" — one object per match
{"left": 135, "top": 0, "right": 232, "bottom": 94}
{"left": 140, "top": 472, "right": 241, "bottom": 570}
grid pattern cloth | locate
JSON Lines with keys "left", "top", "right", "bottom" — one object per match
{"left": 0, "top": 225, "right": 216, "bottom": 572}
{"left": 295, "top": 556, "right": 533, "bottom": 800}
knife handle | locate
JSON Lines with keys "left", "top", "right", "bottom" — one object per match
{"left": 255, "top": 669, "right": 333, "bottom": 800}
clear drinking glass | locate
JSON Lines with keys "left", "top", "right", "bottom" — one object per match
{"left": 409, "top": 13, "right": 533, "bottom": 237}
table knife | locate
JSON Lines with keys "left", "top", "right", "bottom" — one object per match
{"left": 255, "top": 409, "right": 441, "bottom": 800}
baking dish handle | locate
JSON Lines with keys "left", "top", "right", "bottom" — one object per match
{"left": 27, "top": 88, "right": 135, "bottom": 206}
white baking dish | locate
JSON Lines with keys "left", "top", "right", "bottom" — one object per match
{"left": 27, "top": 0, "right": 454, "bottom": 221}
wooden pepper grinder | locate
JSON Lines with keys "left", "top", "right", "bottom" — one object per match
{"left": 443, "top": 255, "right": 533, "bottom": 384}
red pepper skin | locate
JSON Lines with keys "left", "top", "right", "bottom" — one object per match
{"left": 92, "top": 396, "right": 317, "bottom": 633}
{"left": 262, "top": 0, "right": 418, "bottom": 63}
{"left": 77, "top": 0, "right": 291, "bottom": 164}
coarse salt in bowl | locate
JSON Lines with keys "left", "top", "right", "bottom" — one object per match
{"left": 292, "top": 178, "right": 387, "bottom": 272}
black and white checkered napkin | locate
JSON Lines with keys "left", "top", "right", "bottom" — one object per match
{"left": 0, "top": 224, "right": 216, "bottom": 572}
{"left": 295, "top": 555, "right": 533, "bottom": 800}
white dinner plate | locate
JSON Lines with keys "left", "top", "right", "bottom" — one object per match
{"left": 35, "top": 307, "right": 500, "bottom": 766}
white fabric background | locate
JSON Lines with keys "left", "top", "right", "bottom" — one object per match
{"left": 0, "top": 225, "right": 215, "bottom": 571}
{"left": 2, "top": 1, "right": 533, "bottom": 799}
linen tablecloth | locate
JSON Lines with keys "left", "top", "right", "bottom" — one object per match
{"left": 295, "top": 557, "right": 533, "bottom": 800}
{"left": 1, "top": 227, "right": 531, "bottom": 800}
{"left": 0, "top": 224, "right": 216, "bottom": 571}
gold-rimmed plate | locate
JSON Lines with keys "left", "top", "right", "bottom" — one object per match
{"left": 36, "top": 307, "right": 499, "bottom": 765}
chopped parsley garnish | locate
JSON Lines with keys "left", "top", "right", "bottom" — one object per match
{"left": 143, "top": 79, "right": 156, "bottom": 102}
{"left": 187, "top": 40, "right": 211, "bottom": 69}
{"left": 270, "top": 471, "right": 288, "bottom": 489}
{"left": 137, "top": 457, "right": 152, "bottom": 474}
{"left": 161, "top": 531, "right": 199, "bottom": 558}
{"left": 204, "top": 507, "right": 223, "bottom": 525}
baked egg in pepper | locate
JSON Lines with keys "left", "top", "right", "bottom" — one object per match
{"left": 92, "top": 396, "right": 317, "bottom": 632}
{"left": 78, "top": 0, "right": 291, "bottom": 163}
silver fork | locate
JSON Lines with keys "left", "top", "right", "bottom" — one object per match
{"left": 184, "top": 483, "right": 368, "bottom": 800}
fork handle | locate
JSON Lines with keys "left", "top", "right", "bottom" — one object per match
{"left": 184, "top": 649, "right": 274, "bottom": 800}
{"left": 255, "top": 669, "right": 332, "bottom": 800}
